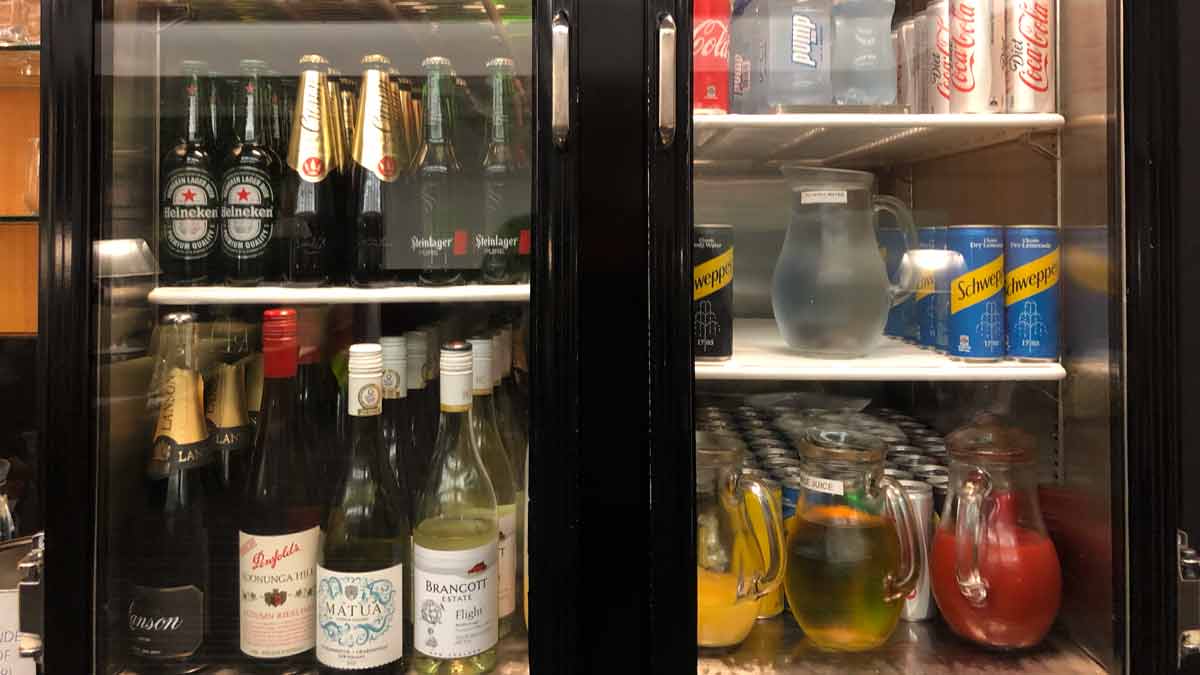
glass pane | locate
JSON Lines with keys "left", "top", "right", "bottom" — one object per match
{"left": 691, "top": 0, "right": 1120, "bottom": 671}
{"left": 95, "top": 2, "right": 532, "bottom": 672}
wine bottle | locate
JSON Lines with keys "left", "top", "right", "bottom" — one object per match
{"left": 492, "top": 326, "right": 527, "bottom": 480}
{"left": 130, "top": 312, "right": 213, "bottom": 670}
{"left": 239, "top": 308, "right": 320, "bottom": 667}
{"left": 467, "top": 338, "right": 518, "bottom": 638}
{"left": 298, "top": 308, "right": 339, "bottom": 508}
{"left": 404, "top": 330, "right": 433, "bottom": 503}
{"left": 317, "top": 344, "right": 411, "bottom": 674}
{"left": 380, "top": 336, "right": 416, "bottom": 514}
{"left": 412, "top": 342, "right": 499, "bottom": 672}
{"left": 422, "top": 324, "right": 441, "bottom": 437}
{"left": 206, "top": 315, "right": 253, "bottom": 492}
{"left": 241, "top": 350, "right": 264, "bottom": 427}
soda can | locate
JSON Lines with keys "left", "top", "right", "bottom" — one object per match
{"left": 890, "top": 452, "right": 927, "bottom": 468}
{"left": 912, "top": 464, "right": 950, "bottom": 481}
{"left": 878, "top": 225, "right": 913, "bottom": 339}
{"left": 887, "top": 443, "right": 925, "bottom": 456}
{"left": 693, "top": 0, "right": 731, "bottom": 114}
{"left": 1005, "top": 0, "right": 1055, "bottom": 113}
{"left": 694, "top": 225, "right": 734, "bottom": 360}
{"left": 780, "top": 476, "right": 804, "bottom": 530}
{"left": 728, "top": 0, "right": 757, "bottom": 114}
{"left": 884, "top": 467, "right": 915, "bottom": 481}
{"left": 743, "top": 428, "right": 780, "bottom": 443}
{"left": 763, "top": 457, "right": 803, "bottom": 475}
{"left": 927, "top": 474, "right": 950, "bottom": 515}
{"left": 947, "top": 225, "right": 1005, "bottom": 360}
{"left": 1005, "top": 225, "right": 1060, "bottom": 361}
{"left": 754, "top": 448, "right": 791, "bottom": 462}
{"left": 915, "top": 226, "right": 945, "bottom": 349}
{"left": 897, "top": 19, "right": 919, "bottom": 111}
{"left": 897, "top": 479, "right": 936, "bottom": 621}
{"left": 949, "top": 0, "right": 1005, "bottom": 113}
{"left": 925, "top": 0, "right": 952, "bottom": 113}
{"left": 935, "top": 226, "right": 951, "bottom": 351}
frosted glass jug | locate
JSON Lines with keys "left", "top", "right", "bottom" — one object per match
{"left": 771, "top": 166, "right": 916, "bottom": 357}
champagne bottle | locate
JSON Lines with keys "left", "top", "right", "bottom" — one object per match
{"left": 412, "top": 342, "right": 499, "bottom": 673}
{"left": 317, "top": 344, "right": 411, "bottom": 674}
{"left": 380, "top": 336, "right": 416, "bottom": 514}
{"left": 130, "top": 312, "right": 213, "bottom": 669}
{"left": 241, "top": 350, "right": 264, "bottom": 426}
{"left": 206, "top": 315, "right": 253, "bottom": 491}
{"left": 404, "top": 330, "right": 432, "bottom": 507}
{"left": 467, "top": 338, "right": 518, "bottom": 638}
{"left": 239, "top": 308, "right": 320, "bottom": 667}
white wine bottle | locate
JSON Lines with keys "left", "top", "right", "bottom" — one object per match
{"left": 412, "top": 341, "right": 499, "bottom": 674}
{"left": 317, "top": 343, "right": 411, "bottom": 674}
{"left": 466, "top": 338, "right": 518, "bottom": 638}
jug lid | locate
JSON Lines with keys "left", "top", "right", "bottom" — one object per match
{"left": 799, "top": 428, "right": 886, "bottom": 464}
{"left": 945, "top": 413, "right": 1035, "bottom": 463}
{"left": 779, "top": 165, "right": 875, "bottom": 190}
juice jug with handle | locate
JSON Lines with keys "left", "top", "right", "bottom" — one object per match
{"left": 930, "top": 415, "right": 1062, "bottom": 649}
{"left": 785, "top": 429, "right": 924, "bottom": 651}
{"left": 696, "top": 444, "right": 785, "bottom": 648}
{"left": 772, "top": 166, "right": 917, "bottom": 357}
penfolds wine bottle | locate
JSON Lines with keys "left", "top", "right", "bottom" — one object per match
{"left": 379, "top": 335, "right": 415, "bottom": 514}
{"left": 130, "top": 312, "right": 213, "bottom": 672}
{"left": 238, "top": 308, "right": 320, "bottom": 668}
{"left": 317, "top": 343, "right": 411, "bottom": 674}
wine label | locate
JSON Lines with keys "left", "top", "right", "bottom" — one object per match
{"left": 498, "top": 510, "right": 517, "bottom": 617}
{"left": 353, "top": 69, "right": 402, "bottom": 183}
{"left": 161, "top": 167, "right": 220, "bottom": 260}
{"left": 382, "top": 368, "right": 406, "bottom": 399}
{"left": 288, "top": 69, "right": 334, "bottom": 183}
{"left": 239, "top": 526, "right": 319, "bottom": 658}
{"left": 480, "top": 178, "right": 522, "bottom": 257}
{"left": 413, "top": 541, "right": 498, "bottom": 659}
{"left": 440, "top": 370, "right": 472, "bottom": 412}
{"left": 414, "top": 173, "right": 466, "bottom": 266}
{"left": 348, "top": 372, "right": 383, "bottom": 417}
{"left": 128, "top": 584, "right": 204, "bottom": 659}
{"left": 316, "top": 563, "right": 404, "bottom": 669}
{"left": 220, "top": 165, "right": 276, "bottom": 259}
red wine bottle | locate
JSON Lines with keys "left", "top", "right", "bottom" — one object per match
{"left": 238, "top": 308, "right": 320, "bottom": 668}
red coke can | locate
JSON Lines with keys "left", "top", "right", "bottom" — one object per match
{"left": 693, "top": 0, "right": 730, "bottom": 114}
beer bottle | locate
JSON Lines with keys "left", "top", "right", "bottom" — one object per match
{"left": 480, "top": 58, "right": 529, "bottom": 284}
{"left": 276, "top": 54, "right": 338, "bottom": 286}
{"left": 221, "top": 59, "right": 283, "bottom": 285}
{"left": 266, "top": 69, "right": 287, "bottom": 158}
{"left": 160, "top": 60, "right": 220, "bottom": 286}
{"left": 349, "top": 54, "right": 407, "bottom": 287}
{"left": 416, "top": 57, "right": 464, "bottom": 286}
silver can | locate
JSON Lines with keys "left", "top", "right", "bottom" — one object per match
{"left": 949, "top": 0, "right": 1005, "bottom": 113}
{"left": 898, "top": 479, "right": 936, "bottom": 621}
{"left": 884, "top": 467, "right": 915, "bottom": 481}
{"left": 1005, "top": 0, "right": 1055, "bottom": 112}
{"left": 912, "top": 464, "right": 950, "bottom": 481}
{"left": 925, "top": 0, "right": 952, "bottom": 113}
{"left": 897, "top": 19, "right": 919, "bottom": 110}
{"left": 891, "top": 452, "right": 928, "bottom": 468}
{"left": 927, "top": 474, "right": 950, "bottom": 515}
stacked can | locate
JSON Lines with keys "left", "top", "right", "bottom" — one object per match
{"left": 947, "top": 225, "right": 1005, "bottom": 360}
{"left": 916, "top": 226, "right": 947, "bottom": 351}
{"left": 879, "top": 224, "right": 913, "bottom": 340}
{"left": 948, "top": 0, "right": 1005, "bottom": 113}
{"left": 896, "top": 18, "right": 920, "bottom": 111}
{"left": 897, "top": 479, "right": 936, "bottom": 621}
{"left": 1005, "top": 225, "right": 1059, "bottom": 361}
{"left": 924, "top": 0, "right": 953, "bottom": 114}
{"left": 1005, "top": 0, "right": 1055, "bottom": 113}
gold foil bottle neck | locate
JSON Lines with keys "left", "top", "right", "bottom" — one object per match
{"left": 300, "top": 53, "right": 329, "bottom": 66}
{"left": 352, "top": 65, "right": 402, "bottom": 182}
{"left": 241, "top": 353, "right": 264, "bottom": 414}
{"left": 287, "top": 58, "right": 336, "bottom": 182}
{"left": 207, "top": 362, "right": 250, "bottom": 429}
{"left": 153, "top": 368, "right": 209, "bottom": 445}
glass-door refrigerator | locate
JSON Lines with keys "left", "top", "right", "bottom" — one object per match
{"left": 645, "top": 0, "right": 1190, "bottom": 672}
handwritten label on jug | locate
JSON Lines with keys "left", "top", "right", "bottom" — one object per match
{"left": 800, "top": 190, "right": 847, "bottom": 205}
{"left": 799, "top": 472, "right": 844, "bottom": 496}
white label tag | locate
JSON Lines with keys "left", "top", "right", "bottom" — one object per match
{"left": 348, "top": 373, "right": 383, "bottom": 417}
{"left": 440, "top": 370, "right": 473, "bottom": 409}
{"left": 799, "top": 472, "right": 845, "bottom": 496}
{"left": 316, "top": 563, "right": 404, "bottom": 669}
{"left": 800, "top": 189, "right": 848, "bottom": 205}
{"left": 239, "top": 526, "right": 319, "bottom": 658}
{"left": 413, "top": 540, "right": 498, "bottom": 659}
{"left": 498, "top": 509, "right": 517, "bottom": 617}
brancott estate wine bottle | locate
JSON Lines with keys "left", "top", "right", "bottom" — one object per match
{"left": 160, "top": 60, "right": 220, "bottom": 286}
{"left": 317, "top": 344, "right": 412, "bottom": 674}
{"left": 238, "top": 308, "right": 319, "bottom": 667}
{"left": 412, "top": 341, "right": 499, "bottom": 674}
{"left": 416, "top": 57, "right": 464, "bottom": 286}
{"left": 129, "top": 312, "right": 213, "bottom": 671}
{"left": 379, "top": 335, "right": 416, "bottom": 515}
{"left": 222, "top": 59, "right": 282, "bottom": 285}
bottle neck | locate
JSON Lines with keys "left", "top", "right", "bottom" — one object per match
{"left": 239, "top": 73, "right": 264, "bottom": 144}
{"left": 424, "top": 71, "right": 448, "bottom": 144}
{"left": 184, "top": 74, "right": 204, "bottom": 144}
{"left": 489, "top": 73, "right": 510, "bottom": 145}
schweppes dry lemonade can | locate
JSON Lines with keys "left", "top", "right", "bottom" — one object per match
{"left": 947, "top": 226, "right": 1005, "bottom": 361}
{"left": 694, "top": 225, "right": 734, "bottom": 360}
{"left": 1005, "top": 226, "right": 1060, "bottom": 361}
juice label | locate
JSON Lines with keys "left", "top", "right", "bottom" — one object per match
{"left": 316, "top": 563, "right": 403, "bottom": 669}
{"left": 498, "top": 510, "right": 517, "bottom": 617}
{"left": 238, "top": 526, "right": 319, "bottom": 658}
{"left": 799, "top": 472, "right": 844, "bottom": 496}
{"left": 413, "top": 540, "right": 498, "bottom": 659}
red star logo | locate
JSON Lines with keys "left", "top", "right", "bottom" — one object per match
{"left": 245, "top": 82, "right": 255, "bottom": 94}
{"left": 186, "top": 84, "right": 197, "bottom": 96}
{"left": 237, "top": 188, "right": 251, "bottom": 201}
{"left": 182, "top": 189, "right": 196, "bottom": 202}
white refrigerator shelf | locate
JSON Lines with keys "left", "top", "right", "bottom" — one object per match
{"left": 147, "top": 283, "right": 531, "bottom": 305}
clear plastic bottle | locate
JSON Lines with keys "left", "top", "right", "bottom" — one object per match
{"left": 765, "top": 0, "right": 833, "bottom": 108}
{"left": 831, "top": 0, "right": 897, "bottom": 105}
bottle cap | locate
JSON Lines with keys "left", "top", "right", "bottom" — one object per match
{"left": 239, "top": 59, "right": 269, "bottom": 74}
{"left": 348, "top": 343, "right": 384, "bottom": 376}
{"left": 381, "top": 335, "right": 407, "bottom": 368}
{"left": 468, "top": 337, "right": 493, "bottom": 393}
{"left": 299, "top": 54, "right": 330, "bottom": 66}
{"left": 440, "top": 340, "right": 473, "bottom": 374}
{"left": 422, "top": 56, "right": 452, "bottom": 69}
{"left": 486, "top": 57, "right": 515, "bottom": 70}
{"left": 180, "top": 60, "right": 209, "bottom": 75}
{"left": 162, "top": 311, "right": 198, "bottom": 326}
{"left": 262, "top": 308, "right": 299, "bottom": 378}
{"left": 362, "top": 53, "right": 392, "bottom": 67}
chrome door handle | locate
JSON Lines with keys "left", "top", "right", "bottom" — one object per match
{"left": 552, "top": 12, "right": 570, "bottom": 149}
{"left": 657, "top": 13, "right": 677, "bottom": 146}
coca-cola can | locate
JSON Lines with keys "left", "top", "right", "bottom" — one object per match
{"left": 897, "top": 18, "right": 919, "bottom": 111}
{"left": 950, "top": 0, "right": 1005, "bottom": 113}
{"left": 1005, "top": 0, "right": 1055, "bottom": 112}
{"left": 898, "top": 479, "right": 936, "bottom": 621}
{"left": 912, "top": 10, "right": 930, "bottom": 113}
{"left": 925, "top": 0, "right": 952, "bottom": 114}
{"left": 693, "top": 0, "right": 731, "bottom": 114}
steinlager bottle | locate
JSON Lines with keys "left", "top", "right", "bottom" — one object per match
{"left": 350, "top": 54, "right": 408, "bottom": 287}
{"left": 480, "top": 58, "right": 529, "bottom": 284}
{"left": 160, "top": 60, "right": 220, "bottom": 286}
{"left": 416, "top": 57, "right": 464, "bottom": 286}
{"left": 278, "top": 54, "right": 339, "bottom": 286}
{"left": 222, "top": 59, "right": 283, "bottom": 285}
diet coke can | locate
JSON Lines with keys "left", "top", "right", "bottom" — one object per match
{"left": 693, "top": 0, "right": 731, "bottom": 114}
{"left": 924, "top": 0, "right": 952, "bottom": 114}
{"left": 949, "top": 0, "right": 1005, "bottom": 113}
{"left": 898, "top": 479, "right": 936, "bottom": 621}
{"left": 896, "top": 18, "right": 919, "bottom": 111}
{"left": 1005, "top": 0, "right": 1055, "bottom": 112}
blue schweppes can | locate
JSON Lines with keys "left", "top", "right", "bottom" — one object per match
{"left": 947, "top": 226, "right": 1005, "bottom": 361}
{"left": 694, "top": 224, "right": 734, "bottom": 360}
{"left": 1005, "top": 226, "right": 1060, "bottom": 361}
{"left": 878, "top": 226, "right": 913, "bottom": 340}
{"left": 915, "top": 226, "right": 946, "bottom": 350}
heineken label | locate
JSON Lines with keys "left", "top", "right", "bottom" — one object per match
{"left": 220, "top": 165, "right": 276, "bottom": 259}
{"left": 161, "top": 167, "right": 219, "bottom": 260}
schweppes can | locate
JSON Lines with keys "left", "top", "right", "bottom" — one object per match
{"left": 694, "top": 224, "right": 734, "bottom": 360}
{"left": 1005, "top": 225, "right": 1059, "bottom": 361}
{"left": 947, "top": 225, "right": 1005, "bottom": 361}
{"left": 915, "top": 226, "right": 946, "bottom": 350}
{"left": 878, "top": 225, "right": 913, "bottom": 340}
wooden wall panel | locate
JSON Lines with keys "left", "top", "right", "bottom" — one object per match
{"left": 0, "top": 222, "right": 37, "bottom": 334}
{"left": 0, "top": 87, "right": 39, "bottom": 216}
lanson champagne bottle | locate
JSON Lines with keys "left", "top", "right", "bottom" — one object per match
{"left": 380, "top": 335, "right": 416, "bottom": 515}
{"left": 412, "top": 342, "right": 499, "bottom": 673}
{"left": 206, "top": 313, "right": 253, "bottom": 491}
{"left": 467, "top": 338, "right": 518, "bottom": 638}
{"left": 317, "top": 344, "right": 412, "bottom": 674}
{"left": 130, "top": 312, "right": 213, "bottom": 671}
{"left": 238, "top": 308, "right": 320, "bottom": 668}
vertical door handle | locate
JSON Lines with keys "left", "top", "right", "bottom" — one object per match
{"left": 552, "top": 12, "right": 570, "bottom": 149}
{"left": 658, "top": 13, "right": 677, "bottom": 146}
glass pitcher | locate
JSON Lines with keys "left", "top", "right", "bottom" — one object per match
{"left": 786, "top": 429, "right": 923, "bottom": 651}
{"left": 772, "top": 166, "right": 917, "bottom": 357}
{"left": 696, "top": 444, "right": 784, "bottom": 648}
{"left": 930, "top": 416, "right": 1062, "bottom": 649}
